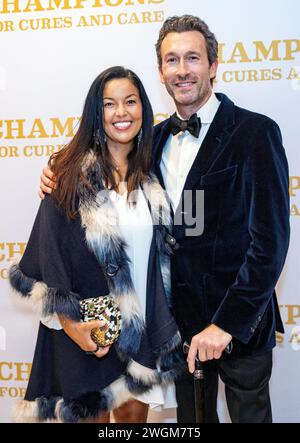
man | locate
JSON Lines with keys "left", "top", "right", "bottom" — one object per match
{"left": 40, "top": 15, "right": 290, "bottom": 423}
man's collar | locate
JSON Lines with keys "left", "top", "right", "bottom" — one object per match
{"left": 176, "top": 92, "right": 220, "bottom": 124}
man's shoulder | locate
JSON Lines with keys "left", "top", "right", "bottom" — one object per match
{"left": 231, "top": 103, "right": 283, "bottom": 153}
{"left": 152, "top": 118, "right": 171, "bottom": 151}
{"left": 235, "top": 104, "right": 276, "bottom": 126}
{"left": 217, "top": 92, "right": 279, "bottom": 129}
{"left": 230, "top": 102, "right": 278, "bottom": 132}
{"left": 154, "top": 117, "right": 170, "bottom": 134}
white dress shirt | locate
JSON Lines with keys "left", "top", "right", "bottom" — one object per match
{"left": 160, "top": 93, "right": 220, "bottom": 212}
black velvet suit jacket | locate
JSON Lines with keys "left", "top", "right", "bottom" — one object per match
{"left": 153, "top": 93, "right": 290, "bottom": 356}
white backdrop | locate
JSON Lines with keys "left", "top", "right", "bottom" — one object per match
{"left": 0, "top": 0, "right": 299, "bottom": 423}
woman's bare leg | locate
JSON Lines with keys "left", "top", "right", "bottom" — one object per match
{"left": 113, "top": 399, "right": 149, "bottom": 423}
{"left": 94, "top": 412, "right": 111, "bottom": 423}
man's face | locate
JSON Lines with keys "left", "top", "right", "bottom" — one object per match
{"left": 159, "top": 31, "right": 218, "bottom": 118}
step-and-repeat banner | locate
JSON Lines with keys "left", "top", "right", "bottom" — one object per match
{"left": 0, "top": 0, "right": 299, "bottom": 423}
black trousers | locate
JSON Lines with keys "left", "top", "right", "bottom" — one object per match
{"left": 176, "top": 351, "right": 273, "bottom": 423}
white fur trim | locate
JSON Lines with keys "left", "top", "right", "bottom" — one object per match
{"left": 54, "top": 399, "right": 65, "bottom": 423}
{"left": 142, "top": 177, "right": 171, "bottom": 227}
{"left": 106, "top": 376, "right": 133, "bottom": 410}
{"left": 79, "top": 187, "right": 144, "bottom": 322}
{"left": 30, "top": 281, "right": 48, "bottom": 303}
{"left": 127, "top": 360, "right": 158, "bottom": 384}
{"left": 13, "top": 398, "right": 63, "bottom": 423}
{"left": 12, "top": 399, "right": 39, "bottom": 423}
{"left": 9, "top": 281, "right": 43, "bottom": 318}
{"left": 11, "top": 270, "right": 63, "bottom": 330}
{"left": 115, "top": 290, "right": 143, "bottom": 323}
{"left": 81, "top": 197, "right": 119, "bottom": 238}
{"left": 81, "top": 150, "right": 98, "bottom": 174}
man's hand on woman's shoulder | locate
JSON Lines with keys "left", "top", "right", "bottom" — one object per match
{"left": 39, "top": 165, "right": 56, "bottom": 199}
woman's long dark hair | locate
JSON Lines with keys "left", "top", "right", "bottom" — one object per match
{"left": 50, "top": 66, "right": 154, "bottom": 218}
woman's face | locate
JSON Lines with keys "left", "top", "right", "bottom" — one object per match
{"left": 102, "top": 78, "right": 143, "bottom": 148}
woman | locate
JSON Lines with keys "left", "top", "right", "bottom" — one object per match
{"left": 9, "top": 66, "right": 184, "bottom": 423}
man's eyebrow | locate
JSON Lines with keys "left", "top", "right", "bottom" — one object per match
{"left": 163, "top": 50, "right": 201, "bottom": 57}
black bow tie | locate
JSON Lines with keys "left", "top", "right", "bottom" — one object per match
{"left": 170, "top": 112, "right": 201, "bottom": 138}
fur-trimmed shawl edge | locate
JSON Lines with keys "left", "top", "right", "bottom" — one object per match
{"left": 12, "top": 376, "right": 130, "bottom": 423}
{"left": 9, "top": 263, "right": 81, "bottom": 321}
{"left": 12, "top": 368, "right": 170, "bottom": 423}
{"left": 9, "top": 263, "right": 184, "bottom": 387}
{"left": 12, "top": 345, "right": 186, "bottom": 423}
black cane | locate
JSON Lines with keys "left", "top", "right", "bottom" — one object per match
{"left": 183, "top": 341, "right": 205, "bottom": 423}
{"left": 183, "top": 340, "right": 233, "bottom": 423}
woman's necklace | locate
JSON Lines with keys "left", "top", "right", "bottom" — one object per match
{"left": 112, "top": 158, "right": 128, "bottom": 173}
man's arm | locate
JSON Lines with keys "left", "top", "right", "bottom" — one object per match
{"left": 187, "top": 118, "right": 289, "bottom": 369}
{"left": 211, "top": 118, "right": 290, "bottom": 343}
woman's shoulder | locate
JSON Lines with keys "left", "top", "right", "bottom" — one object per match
{"left": 40, "top": 194, "right": 71, "bottom": 227}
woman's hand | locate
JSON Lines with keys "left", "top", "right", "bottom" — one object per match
{"left": 59, "top": 316, "right": 111, "bottom": 358}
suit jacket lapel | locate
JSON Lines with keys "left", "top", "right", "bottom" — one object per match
{"left": 153, "top": 94, "right": 236, "bottom": 218}
{"left": 182, "top": 93, "right": 236, "bottom": 192}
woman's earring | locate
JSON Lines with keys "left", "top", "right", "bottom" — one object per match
{"left": 137, "top": 129, "right": 142, "bottom": 147}
{"left": 94, "top": 129, "right": 107, "bottom": 147}
{"left": 94, "top": 129, "right": 100, "bottom": 147}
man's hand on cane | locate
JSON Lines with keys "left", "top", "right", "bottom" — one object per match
{"left": 187, "top": 324, "right": 232, "bottom": 373}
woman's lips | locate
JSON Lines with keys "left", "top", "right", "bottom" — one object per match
{"left": 112, "top": 121, "right": 132, "bottom": 130}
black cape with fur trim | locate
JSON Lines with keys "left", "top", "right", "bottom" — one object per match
{"left": 9, "top": 164, "right": 184, "bottom": 423}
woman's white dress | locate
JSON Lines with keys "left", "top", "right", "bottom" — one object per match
{"left": 110, "top": 189, "right": 177, "bottom": 411}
